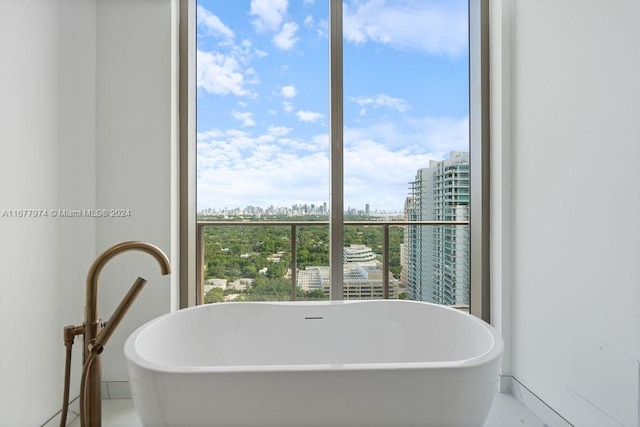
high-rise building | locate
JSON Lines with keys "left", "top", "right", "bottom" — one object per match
{"left": 406, "top": 151, "right": 470, "bottom": 305}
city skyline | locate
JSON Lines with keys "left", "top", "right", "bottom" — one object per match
{"left": 197, "top": 200, "right": 403, "bottom": 216}
{"left": 196, "top": 0, "right": 469, "bottom": 212}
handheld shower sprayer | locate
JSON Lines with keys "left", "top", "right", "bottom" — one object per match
{"left": 59, "top": 241, "right": 171, "bottom": 427}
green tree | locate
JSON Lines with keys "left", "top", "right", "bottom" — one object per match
{"left": 241, "top": 277, "right": 292, "bottom": 301}
{"left": 204, "top": 287, "right": 225, "bottom": 303}
{"left": 302, "top": 289, "right": 327, "bottom": 300}
{"left": 241, "top": 264, "right": 258, "bottom": 278}
{"left": 266, "top": 261, "right": 285, "bottom": 279}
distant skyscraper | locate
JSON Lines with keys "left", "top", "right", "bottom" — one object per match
{"left": 406, "top": 152, "right": 470, "bottom": 305}
{"left": 365, "top": 204, "right": 370, "bottom": 215}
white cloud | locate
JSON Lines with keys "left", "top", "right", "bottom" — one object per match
{"left": 254, "top": 48, "right": 268, "bottom": 58}
{"left": 351, "top": 94, "right": 412, "bottom": 113}
{"left": 303, "top": 14, "right": 327, "bottom": 37}
{"left": 273, "top": 22, "right": 300, "bottom": 50}
{"left": 249, "top": 0, "right": 299, "bottom": 50}
{"left": 278, "top": 138, "right": 320, "bottom": 152}
{"left": 345, "top": 116, "right": 468, "bottom": 153}
{"left": 251, "top": 0, "right": 288, "bottom": 33}
{"left": 197, "top": 129, "right": 329, "bottom": 209}
{"left": 231, "top": 111, "right": 256, "bottom": 127}
{"left": 411, "top": 116, "right": 468, "bottom": 153}
{"left": 343, "top": 0, "right": 468, "bottom": 56}
{"left": 197, "top": 128, "right": 224, "bottom": 140}
{"left": 196, "top": 114, "right": 467, "bottom": 211}
{"left": 280, "top": 85, "right": 297, "bottom": 98}
{"left": 197, "top": 50, "right": 259, "bottom": 98}
{"left": 256, "top": 134, "right": 277, "bottom": 144}
{"left": 268, "top": 125, "right": 291, "bottom": 136}
{"left": 341, "top": 138, "right": 443, "bottom": 209}
{"left": 338, "top": 117, "right": 467, "bottom": 209}
{"left": 304, "top": 15, "right": 314, "bottom": 28}
{"left": 196, "top": 6, "right": 265, "bottom": 99}
{"left": 315, "top": 19, "right": 329, "bottom": 38}
{"left": 282, "top": 101, "right": 294, "bottom": 113}
{"left": 296, "top": 110, "right": 324, "bottom": 123}
{"left": 197, "top": 5, "right": 234, "bottom": 44}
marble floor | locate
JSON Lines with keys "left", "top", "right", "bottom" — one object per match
{"left": 67, "top": 392, "right": 547, "bottom": 426}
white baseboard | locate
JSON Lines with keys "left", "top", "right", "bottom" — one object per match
{"left": 502, "top": 375, "right": 574, "bottom": 427}
{"left": 499, "top": 374, "right": 512, "bottom": 393}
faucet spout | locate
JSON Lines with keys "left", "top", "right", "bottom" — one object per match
{"left": 82, "top": 241, "right": 171, "bottom": 427}
{"left": 85, "top": 241, "right": 171, "bottom": 339}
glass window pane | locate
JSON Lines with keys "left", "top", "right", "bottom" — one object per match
{"left": 197, "top": 1, "right": 329, "bottom": 302}
{"left": 342, "top": 0, "right": 470, "bottom": 305}
{"left": 197, "top": 0, "right": 329, "bottom": 215}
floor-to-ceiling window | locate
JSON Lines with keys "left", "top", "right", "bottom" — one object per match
{"left": 188, "top": 0, "right": 488, "bottom": 317}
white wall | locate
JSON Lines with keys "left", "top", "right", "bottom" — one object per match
{"left": 0, "top": 0, "right": 97, "bottom": 425}
{"left": 0, "top": 0, "right": 177, "bottom": 424}
{"left": 493, "top": 1, "right": 640, "bottom": 426}
{"left": 95, "top": 0, "right": 179, "bottom": 382}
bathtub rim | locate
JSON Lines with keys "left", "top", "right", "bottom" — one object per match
{"left": 124, "top": 300, "right": 504, "bottom": 374}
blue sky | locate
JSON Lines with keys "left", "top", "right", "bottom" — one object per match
{"left": 196, "top": 0, "right": 469, "bottom": 212}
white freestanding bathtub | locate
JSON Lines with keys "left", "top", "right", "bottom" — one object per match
{"left": 125, "top": 300, "right": 503, "bottom": 427}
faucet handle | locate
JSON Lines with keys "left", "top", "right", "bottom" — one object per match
{"left": 93, "top": 277, "right": 148, "bottom": 350}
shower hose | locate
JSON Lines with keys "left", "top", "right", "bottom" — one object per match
{"left": 60, "top": 324, "right": 86, "bottom": 427}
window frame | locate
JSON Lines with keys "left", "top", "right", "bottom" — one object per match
{"left": 179, "top": 0, "right": 491, "bottom": 321}
{"left": 469, "top": 0, "right": 491, "bottom": 321}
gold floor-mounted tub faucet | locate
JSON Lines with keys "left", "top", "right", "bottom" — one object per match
{"left": 60, "top": 241, "right": 171, "bottom": 427}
